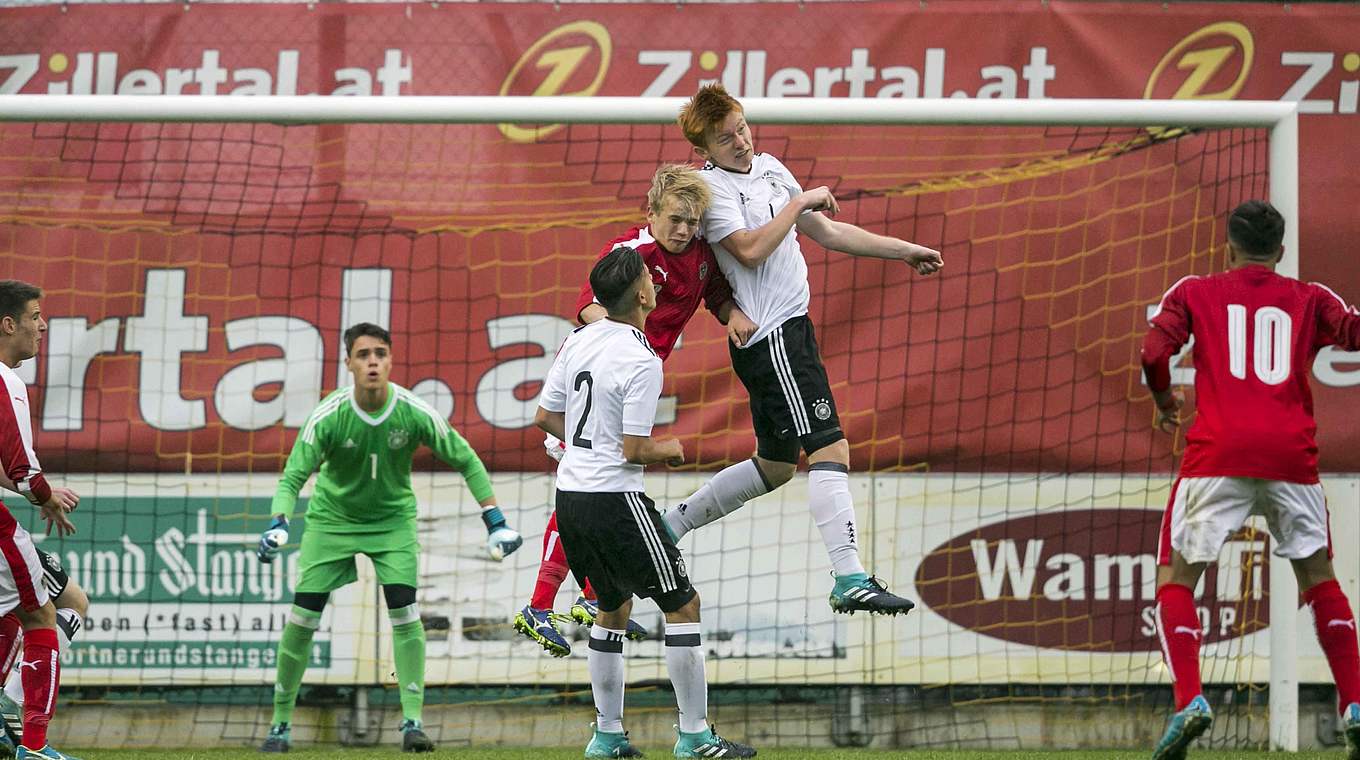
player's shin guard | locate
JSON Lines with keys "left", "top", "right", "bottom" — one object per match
{"left": 389, "top": 605, "right": 426, "bottom": 722}
{"left": 272, "top": 607, "right": 321, "bottom": 725}
{"left": 808, "top": 463, "right": 866, "bottom": 577}
{"left": 1156, "top": 584, "right": 1204, "bottom": 711}
{"left": 664, "top": 622, "right": 709, "bottom": 735}
{"left": 1304, "top": 579, "right": 1360, "bottom": 713}
{"left": 18, "top": 628, "right": 58, "bottom": 750}
{"left": 587, "top": 626, "right": 626, "bottom": 734}
{"left": 664, "top": 459, "right": 772, "bottom": 541}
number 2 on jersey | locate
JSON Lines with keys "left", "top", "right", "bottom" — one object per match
{"left": 1226, "top": 304, "right": 1291, "bottom": 385}
{"left": 572, "top": 371, "right": 595, "bottom": 449}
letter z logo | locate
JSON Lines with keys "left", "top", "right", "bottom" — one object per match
{"left": 1144, "top": 21, "right": 1254, "bottom": 101}
{"left": 499, "top": 21, "right": 613, "bottom": 143}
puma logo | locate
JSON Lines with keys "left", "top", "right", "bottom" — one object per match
{"left": 1173, "top": 626, "right": 1203, "bottom": 640}
{"left": 652, "top": 264, "right": 669, "bottom": 283}
{"left": 18, "top": 658, "right": 42, "bottom": 672}
{"left": 1327, "top": 619, "right": 1357, "bottom": 631}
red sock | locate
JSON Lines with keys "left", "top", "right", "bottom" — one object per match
{"left": 0, "top": 614, "right": 21, "bottom": 675}
{"left": 530, "top": 512, "right": 569, "bottom": 610}
{"left": 20, "top": 627, "right": 59, "bottom": 750}
{"left": 1304, "top": 579, "right": 1360, "bottom": 714}
{"left": 582, "top": 578, "right": 596, "bottom": 602}
{"left": 1156, "top": 584, "right": 1204, "bottom": 710}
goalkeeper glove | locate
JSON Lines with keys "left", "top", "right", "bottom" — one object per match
{"left": 256, "top": 515, "right": 289, "bottom": 564}
{"left": 481, "top": 506, "right": 523, "bottom": 562}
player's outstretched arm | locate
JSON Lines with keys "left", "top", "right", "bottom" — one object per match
{"left": 622, "top": 435, "right": 685, "bottom": 467}
{"left": 795, "top": 212, "right": 943, "bottom": 275}
{"left": 718, "top": 187, "right": 834, "bottom": 269}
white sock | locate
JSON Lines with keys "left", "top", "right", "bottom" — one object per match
{"left": 808, "top": 463, "right": 866, "bottom": 577}
{"left": 664, "top": 459, "right": 772, "bottom": 540}
{"left": 587, "top": 626, "right": 626, "bottom": 734}
{"left": 6, "top": 609, "right": 81, "bottom": 706}
{"left": 664, "top": 622, "right": 709, "bottom": 734}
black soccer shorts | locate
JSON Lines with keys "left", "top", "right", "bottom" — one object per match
{"left": 554, "top": 489, "right": 695, "bottom": 614}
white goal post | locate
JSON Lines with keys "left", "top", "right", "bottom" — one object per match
{"left": 0, "top": 94, "right": 1303, "bottom": 751}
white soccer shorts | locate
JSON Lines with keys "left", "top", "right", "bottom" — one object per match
{"left": 1158, "top": 476, "right": 1332, "bottom": 565}
{"left": 0, "top": 520, "right": 51, "bottom": 616}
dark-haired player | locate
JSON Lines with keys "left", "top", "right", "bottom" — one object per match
{"left": 1143, "top": 200, "right": 1360, "bottom": 760}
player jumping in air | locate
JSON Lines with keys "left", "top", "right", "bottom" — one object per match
{"left": 256, "top": 323, "right": 523, "bottom": 753}
{"left": 1142, "top": 200, "right": 1360, "bottom": 760}
{"left": 535, "top": 246, "right": 755, "bottom": 758}
{"left": 666, "top": 84, "right": 942, "bottom": 615}
{"left": 514, "top": 163, "right": 757, "bottom": 657}
{"left": 0, "top": 280, "right": 82, "bottom": 760}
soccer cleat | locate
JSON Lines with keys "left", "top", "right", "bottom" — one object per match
{"left": 828, "top": 573, "right": 916, "bottom": 616}
{"left": 1152, "top": 695, "right": 1213, "bottom": 760}
{"left": 673, "top": 724, "right": 756, "bottom": 758}
{"left": 400, "top": 719, "right": 435, "bottom": 753}
{"left": 1343, "top": 702, "right": 1360, "bottom": 760}
{"left": 15, "top": 747, "right": 81, "bottom": 760}
{"left": 259, "top": 723, "right": 291, "bottom": 753}
{"left": 571, "top": 597, "right": 649, "bottom": 642}
{"left": 514, "top": 604, "right": 571, "bottom": 657}
{"left": 0, "top": 692, "right": 21, "bottom": 755}
{"left": 585, "top": 724, "right": 643, "bottom": 758}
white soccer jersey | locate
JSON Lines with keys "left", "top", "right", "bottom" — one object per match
{"left": 699, "top": 152, "right": 811, "bottom": 347}
{"left": 538, "top": 318, "right": 664, "bottom": 492}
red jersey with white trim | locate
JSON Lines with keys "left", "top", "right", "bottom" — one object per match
{"left": 574, "top": 225, "right": 733, "bottom": 361}
{"left": 0, "top": 362, "right": 51, "bottom": 527}
{"left": 1141, "top": 265, "right": 1360, "bottom": 483}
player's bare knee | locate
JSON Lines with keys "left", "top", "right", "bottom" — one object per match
{"left": 806, "top": 437, "right": 849, "bottom": 466}
{"left": 15, "top": 600, "right": 57, "bottom": 630}
{"left": 662, "top": 591, "right": 701, "bottom": 624}
{"left": 597, "top": 598, "right": 634, "bottom": 630}
{"left": 55, "top": 580, "right": 90, "bottom": 618}
{"left": 1291, "top": 549, "right": 1336, "bottom": 591}
{"left": 754, "top": 458, "right": 795, "bottom": 488}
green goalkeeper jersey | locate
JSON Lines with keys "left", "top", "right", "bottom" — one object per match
{"left": 272, "top": 383, "right": 494, "bottom": 533}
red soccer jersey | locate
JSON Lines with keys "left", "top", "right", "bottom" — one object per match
{"left": 1141, "top": 265, "right": 1360, "bottom": 483}
{"left": 574, "top": 225, "right": 733, "bottom": 361}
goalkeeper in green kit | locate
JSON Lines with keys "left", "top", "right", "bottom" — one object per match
{"left": 255, "top": 323, "right": 523, "bottom": 753}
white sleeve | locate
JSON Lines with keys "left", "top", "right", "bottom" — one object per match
{"left": 537, "top": 336, "right": 570, "bottom": 413}
{"left": 770, "top": 156, "right": 804, "bottom": 197}
{"left": 700, "top": 175, "right": 748, "bottom": 245}
{"left": 620, "top": 356, "right": 663, "bottom": 437}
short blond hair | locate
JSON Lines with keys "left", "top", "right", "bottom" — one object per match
{"left": 677, "top": 84, "right": 743, "bottom": 149}
{"left": 647, "top": 163, "right": 711, "bottom": 218}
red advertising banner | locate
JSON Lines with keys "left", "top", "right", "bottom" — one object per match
{"left": 2, "top": 1, "right": 1358, "bottom": 473}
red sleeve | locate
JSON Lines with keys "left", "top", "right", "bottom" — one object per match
{"left": 1141, "top": 277, "right": 1195, "bottom": 393}
{"left": 1311, "top": 282, "right": 1360, "bottom": 352}
{"left": 0, "top": 372, "right": 50, "bottom": 505}
{"left": 700, "top": 247, "right": 734, "bottom": 321}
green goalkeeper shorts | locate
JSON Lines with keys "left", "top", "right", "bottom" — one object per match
{"left": 295, "top": 522, "right": 420, "bottom": 593}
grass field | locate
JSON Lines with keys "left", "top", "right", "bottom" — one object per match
{"left": 77, "top": 749, "right": 1352, "bottom": 760}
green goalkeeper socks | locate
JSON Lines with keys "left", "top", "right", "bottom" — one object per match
{"left": 272, "top": 606, "right": 322, "bottom": 725}
{"left": 390, "top": 605, "right": 426, "bottom": 722}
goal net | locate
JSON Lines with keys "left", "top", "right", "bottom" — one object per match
{"left": 0, "top": 97, "right": 1296, "bottom": 751}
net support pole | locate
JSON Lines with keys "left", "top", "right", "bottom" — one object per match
{"left": 1268, "top": 109, "right": 1300, "bottom": 753}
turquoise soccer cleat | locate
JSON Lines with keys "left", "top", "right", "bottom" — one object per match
{"left": 15, "top": 746, "right": 81, "bottom": 760}
{"left": 1152, "top": 695, "right": 1213, "bottom": 760}
{"left": 585, "top": 724, "right": 643, "bottom": 758}
{"left": 673, "top": 724, "right": 756, "bottom": 758}
{"left": 258, "top": 722, "right": 290, "bottom": 753}
{"left": 400, "top": 718, "right": 434, "bottom": 752}
{"left": 828, "top": 573, "right": 916, "bottom": 616}
{"left": 514, "top": 604, "right": 571, "bottom": 657}
{"left": 1342, "top": 702, "right": 1360, "bottom": 760}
